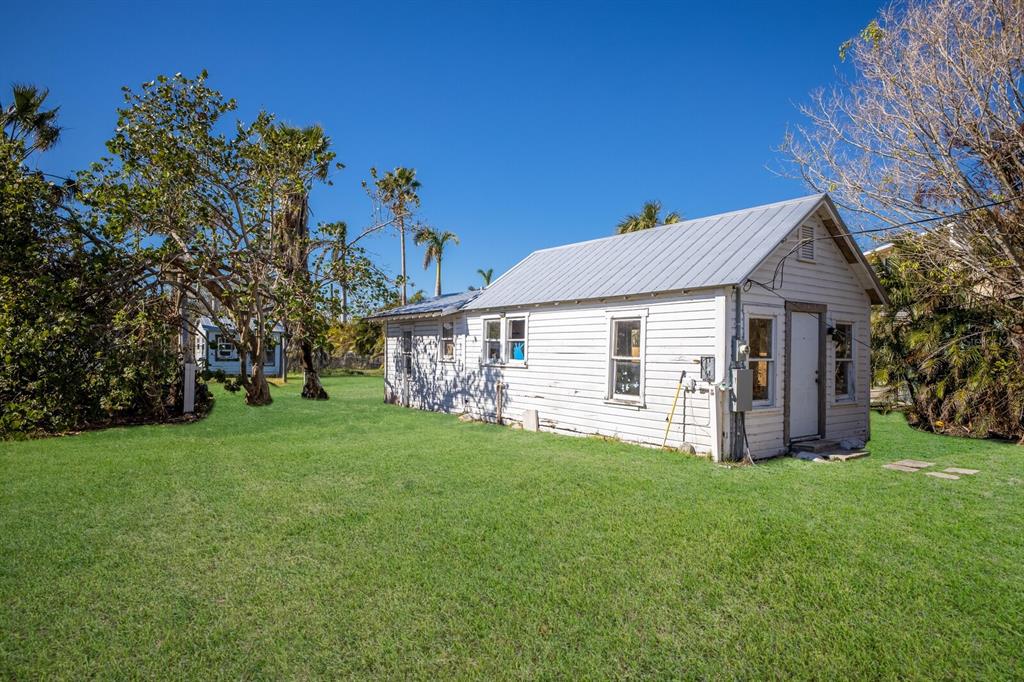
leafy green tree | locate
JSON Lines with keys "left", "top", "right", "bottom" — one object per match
{"left": 615, "top": 200, "right": 682, "bottom": 234}
{"left": 323, "top": 220, "right": 396, "bottom": 322}
{"left": 80, "top": 72, "right": 336, "bottom": 406}
{"left": 477, "top": 267, "right": 493, "bottom": 286}
{"left": 414, "top": 225, "right": 459, "bottom": 296}
{"left": 1, "top": 88, "right": 189, "bottom": 437}
{"left": 366, "top": 167, "right": 420, "bottom": 304}
{"left": 272, "top": 123, "right": 335, "bottom": 400}
{"left": 785, "top": 0, "right": 1024, "bottom": 437}
{"left": 872, "top": 235, "right": 1024, "bottom": 440}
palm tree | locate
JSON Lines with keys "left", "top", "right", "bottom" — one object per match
{"left": 477, "top": 268, "right": 493, "bottom": 287}
{"left": 371, "top": 167, "right": 421, "bottom": 305}
{"left": 414, "top": 226, "right": 460, "bottom": 297}
{"left": 275, "top": 124, "right": 332, "bottom": 400}
{"left": 1, "top": 84, "right": 61, "bottom": 155}
{"left": 615, "top": 200, "right": 682, "bottom": 234}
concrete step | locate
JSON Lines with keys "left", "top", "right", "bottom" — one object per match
{"left": 791, "top": 439, "right": 841, "bottom": 454}
{"left": 794, "top": 449, "right": 870, "bottom": 463}
{"left": 822, "top": 449, "right": 869, "bottom": 462}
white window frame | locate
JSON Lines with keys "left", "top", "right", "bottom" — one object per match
{"left": 479, "top": 314, "right": 529, "bottom": 366}
{"left": 481, "top": 317, "right": 503, "bottom": 365}
{"left": 748, "top": 314, "right": 777, "bottom": 408}
{"left": 401, "top": 329, "right": 413, "bottom": 377}
{"left": 833, "top": 321, "right": 855, "bottom": 402}
{"left": 215, "top": 334, "right": 238, "bottom": 362}
{"left": 440, "top": 320, "right": 455, "bottom": 362}
{"left": 606, "top": 309, "right": 648, "bottom": 405}
{"left": 505, "top": 316, "right": 528, "bottom": 365}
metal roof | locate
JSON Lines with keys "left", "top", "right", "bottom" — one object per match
{"left": 366, "top": 290, "right": 481, "bottom": 321}
{"left": 367, "top": 193, "right": 886, "bottom": 320}
{"left": 464, "top": 194, "right": 829, "bottom": 310}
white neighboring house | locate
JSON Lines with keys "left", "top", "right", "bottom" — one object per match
{"left": 368, "top": 194, "right": 887, "bottom": 461}
{"left": 194, "top": 317, "right": 286, "bottom": 379}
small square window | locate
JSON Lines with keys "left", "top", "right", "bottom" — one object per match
{"left": 216, "top": 336, "right": 238, "bottom": 361}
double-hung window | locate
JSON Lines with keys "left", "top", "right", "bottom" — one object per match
{"left": 834, "top": 322, "right": 854, "bottom": 400}
{"left": 482, "top": 317, "right": 528, "bottom": 364}
{"left": 441, "top": 321, "right": 455, "bottom": 361}
{"left": 748, "top": 317, "right": 774, "bottom": 406}
{"left": 484, "top": 320, "right": 502, "bottom": 363}
{"left": 610, "top": 318, "right": 643, "bottom": 400}
{"left": 216, "top": 335, "right": 238, "bottom": 361}
{"left": 264, "top": 343, "right": 276, "bottom": 365}
{"left": 506, "top": 318, "right": 527, "bottom": 362}
{"left": 401, "top": 330, "right": 413, "bottom": 376}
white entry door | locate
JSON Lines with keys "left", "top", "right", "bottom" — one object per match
{"left": 790, "top": 312, "right": 820, "bottom": 439}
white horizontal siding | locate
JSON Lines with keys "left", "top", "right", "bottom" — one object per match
{"left": 735, "top": 212, "right": 872, "bottom": 458}
{"left": 385, "top": 317, "right": 469, "bottom": 412}
{"left": 385, "top": 211, "right": 873, "bottom": 462}
{"left": 389, "top": 291, "right": 727, "bottom": 456}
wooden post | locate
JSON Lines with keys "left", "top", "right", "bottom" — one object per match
{"left": 178, "top": 275, "right": 196, "bottom": 414}
{"left": 496, "top": 382, "right": 504, "bottom": 425}
{"left": 183, "top": 362, "right": 196, "bottom": 413}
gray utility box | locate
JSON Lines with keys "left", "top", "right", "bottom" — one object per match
{"left": 731, "top": 368, "right": 753, "bottom": 412}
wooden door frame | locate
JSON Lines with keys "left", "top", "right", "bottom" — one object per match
{"left": 783, "top": 301, "right": 827, "bottom": 444}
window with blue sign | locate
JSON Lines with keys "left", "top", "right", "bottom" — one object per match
{"left": 506, "top": 318, "right": 527, "bottom": 362}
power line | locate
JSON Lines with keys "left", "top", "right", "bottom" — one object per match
{"left": 822, "top": 194, "right": 1021, "bottom": 241}
{"left": 751, "top": 194, "right": 1024, "bottom": 294}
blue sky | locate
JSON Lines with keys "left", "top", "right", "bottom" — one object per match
{"left": 3, "top": 0, "right": 882, "bottom": 294}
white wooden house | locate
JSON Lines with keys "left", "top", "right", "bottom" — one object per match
{"left": 194, "top": 317, "right": 285, "bottom": 379}
{"left": 369, "top": 194, "right": 886, "bottom": 461}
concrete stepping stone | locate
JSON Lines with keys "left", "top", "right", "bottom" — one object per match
{"left": 926, "top": 471, "right": 960, "bottom": 480}
{"left": 883, "top": 463, "right": 921, "bottom": 473}
{"left": 892, "top": 459, "right": 935, "bottom": 469}
{"left": 944, "top": 467, "right": 979, "bottom": 475}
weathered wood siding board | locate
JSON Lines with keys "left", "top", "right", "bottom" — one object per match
{"left": 388, "top": 292, "right": 723, "bottom": 454}
{"left": 736, "top": 212, "right": 872, "bottom": 458}
{"left": 384, "top": 316, "right": 469, "bottom": 413}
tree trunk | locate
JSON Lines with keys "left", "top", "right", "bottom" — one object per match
{"left": 280, "top": 324, "right": 288, "bottom": 383}
{"left": 399, "top": 219, "right": 407, "bottom": 305}
{"left": 300, "top": 339, "right": 328, "bottom": 400}
{"left": 237, "top": 353, "right": 250, "bottom": 388}
{"left": 434, "top": 258, "right": 441, "bottom": 297}
{"left": 246, "top": 363, "right": 273, "bottom": 406}
{"left": 340, "top": 245, "right": 349, "bottom": 323}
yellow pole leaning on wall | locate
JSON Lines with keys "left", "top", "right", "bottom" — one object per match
{"left": 662, "top": 370, "right": 686, "bottom": 449}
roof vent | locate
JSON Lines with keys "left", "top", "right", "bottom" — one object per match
{"left": 798, "top": 223, "right": 815, "bottom": 261}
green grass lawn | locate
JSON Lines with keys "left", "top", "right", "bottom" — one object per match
{"left": 2, "top": 377, "right": 1022, "bottom": 679}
